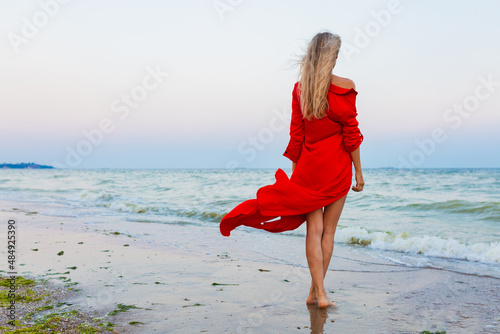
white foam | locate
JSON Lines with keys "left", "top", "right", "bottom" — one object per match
{"left": 335, "top": 226, "right": 500, "bottom": 264}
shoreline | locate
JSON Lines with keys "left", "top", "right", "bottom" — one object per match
{"left": 0, "top": 274, "right": 117, "bottom": 333}
{"left": 0, "top": 200, "right": 499, "bottom": 333}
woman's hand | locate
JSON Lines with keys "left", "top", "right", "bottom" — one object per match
{"left": 351, "top": 170, "right": 365, "bottom": 192}
{"left": 292, "top": 162, "right": 297, "bottom": 172}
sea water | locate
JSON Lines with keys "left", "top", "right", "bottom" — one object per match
{"left": 0, "top": 168, "right": 498, "bottom": 277}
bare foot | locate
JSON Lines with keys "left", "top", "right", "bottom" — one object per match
{"left": 306, "top": 286, "right": 317, "bottom": 304}
{"left": 317, "top": 291, "right": 336, "bottom": 308}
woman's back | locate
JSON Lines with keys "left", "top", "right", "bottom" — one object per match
{"left": 302, "top": 80, "right": 357, "bottom": 144}
{"left": 286, "top": 78, "right": 362, "bottom": 193}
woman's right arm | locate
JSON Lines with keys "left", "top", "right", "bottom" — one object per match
{"left": 337, "top": 86, "right": 364, "bottom": 191}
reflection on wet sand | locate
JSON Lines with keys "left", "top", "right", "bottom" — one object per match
{"left": 307, "top": 303, "right": 335, "bottom": 333}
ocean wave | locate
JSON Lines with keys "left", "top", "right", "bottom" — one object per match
{"left": 50, "top": 174, "right": 68, "bottom": 179}
{"left": 153, "top": 186, "right": 172, "bottom": 192}
{"left": 109, "top": 203, "right": 224, "bottom": 221}
{"left": 335, "top": 226, "right": 500, "bottom": 264}
{"left": 105, "top": 201, "right": 151, "bottom": 214}
{"left": 93, "top": 179, "right": 116, "bottom": 185}
{"left": 179, "top": 210, "right": 225, "bottom": 222}
{"left": 0, "top": 187, "right": 49, "bottom": 193}
{"left": 394, "top": 199, "right": 500, "bottom": 217}
{"left": 79, "top": 190, "right": 115, "bottom": 202}
{"left": 78, "top": 190, "right": 148, "bottom": 213}
{"left": 412, "top": 186, "right": 431, "bottom": 191}
{"left": 76, "top": 190, "right": 226, "bottom": 220}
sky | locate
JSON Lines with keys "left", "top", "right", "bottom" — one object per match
{"left": 0, "top": 0, "right": 499, "bottom": 169}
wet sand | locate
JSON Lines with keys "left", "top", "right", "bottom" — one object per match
{"left": 0, "top": 200, "right": 499, "bottom": 333}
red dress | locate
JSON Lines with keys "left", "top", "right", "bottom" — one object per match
{"left": 219, "top": 82, "right": 364, "bottom": 237}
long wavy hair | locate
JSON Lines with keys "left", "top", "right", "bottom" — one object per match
{"left": 298, "top": 32, "right": 341, "bottom": 121}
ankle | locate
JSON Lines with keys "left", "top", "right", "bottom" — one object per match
{"left": 316, "top": 288, "right": 328, "bottom": 297}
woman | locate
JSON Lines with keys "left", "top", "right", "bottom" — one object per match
{"left": 220, "top": 31, "right": 364, "bottom": 309}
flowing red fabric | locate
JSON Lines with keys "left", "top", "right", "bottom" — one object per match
{"left": 220, "top": 82, "right": 363, "bottom": 237}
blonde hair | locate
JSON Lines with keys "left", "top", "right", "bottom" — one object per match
{"left": 298, "top": 32, "right": 341, "bottom": 121}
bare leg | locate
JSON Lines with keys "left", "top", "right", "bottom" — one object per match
{"left": 307, "top": 195, "right": 347, "bottom": 306}
{"left": 321, "top": 195, "right": 347, "bottom": 277}
{"left": 305, "top": 208, "right": 332, "bottom": 308}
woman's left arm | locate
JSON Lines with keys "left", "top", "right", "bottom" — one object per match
{"left": 283, "top": 83, "right": 305, "bottom": 165}
{"left": 350, "top": 147, "right": 364, "bottom": 192}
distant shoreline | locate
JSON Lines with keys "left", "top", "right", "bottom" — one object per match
{"left": 0, "top": 163, "right": 54, "bottom": 169}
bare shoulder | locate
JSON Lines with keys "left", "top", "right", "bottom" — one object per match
{"left": 331, "top": 74, "right": 356, "bottom": 90}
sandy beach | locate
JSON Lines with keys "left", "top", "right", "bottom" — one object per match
{"left": 0, "top": 199, "right": 499, "bottom": 333}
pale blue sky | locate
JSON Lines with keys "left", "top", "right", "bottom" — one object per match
{"left": 1, "top": 0, "right": 499, "bottom": 168}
